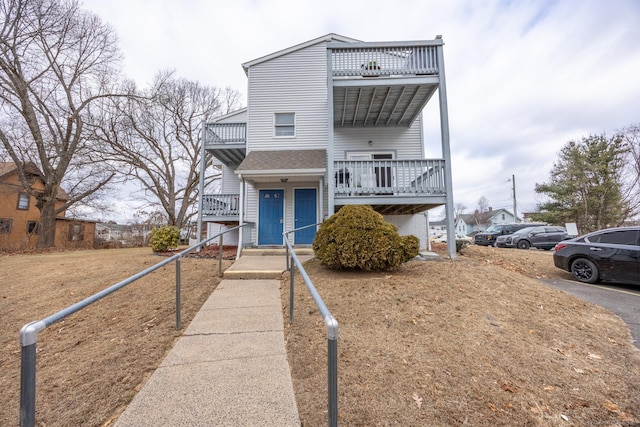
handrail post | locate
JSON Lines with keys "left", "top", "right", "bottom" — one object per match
{"left": 20, "top": 320, "right": 44, "bottom": 427}
{"left": 218, "top": 233, "right": 223, "bottom": 278}
{"left": 289, "top": 254, "right": 295, "bottom": 323}
{"left": 175, "top": 257, "right": 182, "bottom": 330}
{"left": 328, "top": 336, "right": 338, "bottom": 427}
{"left": 19, "top": 342, "right": 36, "bottom": 427}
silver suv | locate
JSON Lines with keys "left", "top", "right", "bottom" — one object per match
{"left": 496, "top": 226, "right": 569, "bottom": 250}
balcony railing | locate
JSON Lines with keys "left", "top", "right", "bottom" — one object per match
{"left": 202, "top": 194, "right": 240, "bottom": 216}
{"left": 203, "top": 123, "right": 246, "bottom": 146}
{"left": 329, "top": 41, "right": 440, "bottom": 78}
{"left": 334, "top": 159, "right": 445, "bottom": 196}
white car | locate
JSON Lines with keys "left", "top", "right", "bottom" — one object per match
{"left": 433, "top": 234, "right": 472, "bottom": 243}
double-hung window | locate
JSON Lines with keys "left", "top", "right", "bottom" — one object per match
{"left": 274, "top": 113, "right": 295, "bottom": 137}
{"left": 17, "top": 192, "right": 29, "bottom": 210}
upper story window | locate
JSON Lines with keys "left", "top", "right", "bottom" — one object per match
{"left": 17, "top": 192, "right": 29, "bottom": 210}
{"left": 274, "top": 113, "right": 295, "bottom": 137}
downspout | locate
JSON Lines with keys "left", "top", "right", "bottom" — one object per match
{"left": 436, "top": 36, "right": 456, "bottom": 259}
{"left": 197, "top": 121, "right": 206, "bottom": 246}
{"left": 327, "top": 44, "right": 335, "bottom": 215}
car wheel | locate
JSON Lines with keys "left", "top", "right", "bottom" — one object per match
{"left": 570, "top": 258, "right": 599, "bottom": 284}
{"left": 517, "top": 240, "right": 530, "bottom": 250}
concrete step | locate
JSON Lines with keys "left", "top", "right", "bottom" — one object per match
{"left": 241, "top": 248, "right": 314, "bottom": 257}
{"left": 223, "top": 249, "right": 315, "bottom": 280}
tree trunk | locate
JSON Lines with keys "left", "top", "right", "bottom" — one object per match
{"left": 37, "top": 198, "right": 57, "bottom": 248}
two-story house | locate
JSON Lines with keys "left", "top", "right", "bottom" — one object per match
{"left": 0, "top": 162, "right": 95, "bottom": 250}
{"left": 197, "top": 34, "right": 456, "bottom": 258}
{"left": 456, "top": 208, "right": 519, "bottom": 235}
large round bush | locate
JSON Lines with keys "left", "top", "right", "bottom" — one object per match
{"left": 313, "top": 205, "right": 419, "bottom": 271}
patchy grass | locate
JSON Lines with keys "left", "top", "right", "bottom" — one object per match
{"left": 283, "top": 245, "right": 640, "bottom": 426}
{"left": 0, "top": 247, "right": 231, "bottom": 426}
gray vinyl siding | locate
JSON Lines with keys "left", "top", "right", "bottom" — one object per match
{"left": 214, "top": 109, "right": 247, "bottom": 124}
{"left": 221, "top": 166, "right": 240, "bottom": 192}
{"left": 333, "top": 114, "right": 424, "bottom": 160}
{"left": 247, "top": 42, "right": 329, "bottom": 152}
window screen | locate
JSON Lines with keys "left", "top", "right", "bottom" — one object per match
{"left": 275, "top": 113, "right": 295, "bottom": 137}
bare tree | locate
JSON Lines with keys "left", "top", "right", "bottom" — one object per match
{"left": 0, "top": 0, "right": 123, "bottom": 247}
{"left": 95, "top": 71, "right": 242, "bottom": 229}
{"left": 477, "top": 196, "right": 490, "bottom": 213}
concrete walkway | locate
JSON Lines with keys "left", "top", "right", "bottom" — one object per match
{"left": 115, "top": 254, "right": 304, "bottom": 426}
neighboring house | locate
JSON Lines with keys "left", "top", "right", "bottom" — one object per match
{"left": 95, "top": 222, "right": 151, "bottom": 246}
{"left": 428, "top": 220, "right": 448, "bottom": 238}
{"left": 197, "top": 34, "right": 455, "bottom": 256}
{"left": 456, "top": 208, "right": 518, "bottom": 235}
{"left": 0, "top": 162, "right": 95, "bottom": 250}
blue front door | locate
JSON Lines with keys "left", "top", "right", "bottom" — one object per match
{"left": 294, "top": 188, "right": 317, "bottom": 244}
{"left": 258, "top": 189, "right": 284, "bottom": 245}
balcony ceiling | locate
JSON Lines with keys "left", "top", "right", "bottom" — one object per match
{"left": 333, "top": 78, "right": 438, "bottom": 128}
{"left": 208, "top": 145, "right": 246, "bottom": 169}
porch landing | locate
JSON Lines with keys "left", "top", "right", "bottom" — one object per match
{"left": 223, "top": 248, "right": 315, "bottom": 279}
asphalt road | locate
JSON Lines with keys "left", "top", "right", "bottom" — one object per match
{"left": 540, "top": 278, "right": 640, "bottom": 349}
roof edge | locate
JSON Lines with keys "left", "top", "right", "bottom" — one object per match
{"left": 242, "top": 33, "right": 361, "bottom": 73}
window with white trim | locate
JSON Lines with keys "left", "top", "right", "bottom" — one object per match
{"left": 274, "top": 113, "right": 295, "bottom": 137}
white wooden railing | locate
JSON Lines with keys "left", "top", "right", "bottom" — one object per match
{"left": 201, "top": 194, "right": 240, "bottom": 216}
{"left": 329, "top": 41, "right": 440, "bottom": 78}
{"left": 334, "top": 159, "right": 445, "bottom": 196}
{"left": 203, "top": 123, "right": 246, "bottom": 146}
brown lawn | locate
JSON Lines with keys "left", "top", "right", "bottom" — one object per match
{"left": 1, "top": 244, "right": 639, "bottom": 426}
{"left": 283, "top": 244, "right": 640, "bottom": 426}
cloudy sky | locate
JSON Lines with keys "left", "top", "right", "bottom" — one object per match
{"left": 82, "top": 0, "right": 640, "bottom": 221}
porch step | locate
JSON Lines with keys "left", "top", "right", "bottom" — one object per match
{"left": 223, "top": 248, "right": 315, "bottom": 280}
{"left": 241, "top": 248, "right": 314, "bottom": 257}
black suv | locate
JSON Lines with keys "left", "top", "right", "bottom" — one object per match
{"left": 474, "top": 223, "right": 546, "bottom": 246}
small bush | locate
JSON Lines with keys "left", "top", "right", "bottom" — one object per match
{"left": 456, "top": 239, "right": 470, "bottom": 252}
{"left": 149, "top": 225, "right": 180, "bottom": 253}
{"left": 313, "top": 205, "right": 419, "bottom": 271}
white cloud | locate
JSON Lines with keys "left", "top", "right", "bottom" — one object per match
{"left": 81, "top": 0, "right": 640, "bottom": 217}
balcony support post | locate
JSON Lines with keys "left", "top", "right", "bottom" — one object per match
{"left": 436, "top": 38, "right": 456, "bottom": 259}
{"left": 197, "top": 121, "right": 206, "bottom": 247}
{"left": 327, "top": 46, "right": 336, "bottom": 215}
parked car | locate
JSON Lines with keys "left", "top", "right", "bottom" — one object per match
{"left": 495, "top": 226, "right": 537, "bottom": 248}
{"left": 433, "top": 234, "right": 472, "bottom": 243}
{"left": 497, "top": 226, "right": 569, "bottom": 250}
{"left": 474, "top": 223, "right": 546, "bottom": 246}
{"left": 553, "top": 226, "right": 640, "bottom": 285}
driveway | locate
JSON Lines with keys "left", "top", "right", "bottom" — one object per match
{"left": 541, "top": 278, "right": 640, "bottom": 349}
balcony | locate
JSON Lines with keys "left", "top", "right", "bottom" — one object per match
{"left": 203, "top": 123, "right": 246, "bottom": 168}
{"left": 333, "top": 159, "right": 446, "bottom": 214}
{"left": 328, "top": 40, "right": 442, "bottom": 128}
{"left": 201, "top": 194, "right": 240, "bottom": 223}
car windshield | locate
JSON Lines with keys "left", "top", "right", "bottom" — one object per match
{"left": 484, "top": 225, "right": 503, "bottom": 233}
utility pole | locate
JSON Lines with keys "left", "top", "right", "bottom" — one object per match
{"left": 511, "top": 174, "right": 518, "bottom": 222}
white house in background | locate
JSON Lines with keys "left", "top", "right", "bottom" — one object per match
{"left": 197, "top": 33, "right": 456, "bottom": 258}
{"left": 455, "top": 208, "right": 519, "bottom": 235}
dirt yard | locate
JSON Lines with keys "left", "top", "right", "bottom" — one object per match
{"left": 283, "top": 244, "right": 640, "bottom": 426}
{"left": 1, "top": 244, "right": 639, "bottom": 426}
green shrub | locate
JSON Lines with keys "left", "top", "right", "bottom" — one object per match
{"left": 149, "top": 225, "right": 180, "bottom": 253}
{"left": 312, "top": 205, "right": 419, "bottom": 271}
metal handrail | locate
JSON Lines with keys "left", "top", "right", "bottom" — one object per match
{"left": 18, "top": 223, "right": 248, "bottom": 427}
{"left": 283, "top": 223, "right": 338, "bottom": 427}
